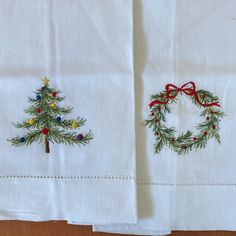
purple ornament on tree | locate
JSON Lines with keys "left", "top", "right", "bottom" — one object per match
{"left": 77, "top": 134, "right": 84, "bottom": 141}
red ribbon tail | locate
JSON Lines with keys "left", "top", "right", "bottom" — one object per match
{"left": 149, "top": 100, "right": 168, "bottom": 108}
{"left": 194, "top": 94, "right": 221, "bottom": 107}
{"left": 149, "top": 100, "right": 158, "bottom": 108}
{"left": 200, "top": 102, "right": 221, "bottom": 107}
{"left": 214, "top": 102, "right": 221, "bottom": 107}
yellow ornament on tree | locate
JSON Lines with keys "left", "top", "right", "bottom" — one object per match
{"left": 27, "top": 118, "right": 35, "bottom": 125}
{"left": 71, "top": 121, "right": 78, "bottom": 129}
{"left": 49, "top": 102, "right": 57, "bottom": 108}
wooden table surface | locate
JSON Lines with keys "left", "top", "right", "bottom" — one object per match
{"left": 0, "top": 221, "right": 235, "bottom": 236}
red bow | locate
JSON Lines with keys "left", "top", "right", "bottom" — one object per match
{"left": 149, "top": 82, "right": 220, "bottom": 108}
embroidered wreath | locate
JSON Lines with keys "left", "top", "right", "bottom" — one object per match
{"left": 144, "top": 82, "right": 225, "bottom": 155}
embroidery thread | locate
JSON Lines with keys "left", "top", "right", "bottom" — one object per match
{"left": 8, "top": 77, "right": 93, "bottom": 154}
{"left": 143, "top": 82, "right": 225, "bottom": 155}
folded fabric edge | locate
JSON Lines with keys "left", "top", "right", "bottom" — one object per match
{"left": 0, "top": 177, "right": 137, "bottom": 224}
{"left": 92, "top": 183, "right": 236, "bottom": 234}
{"left": 92, "top": 225, "right": 171, "bottom": 236}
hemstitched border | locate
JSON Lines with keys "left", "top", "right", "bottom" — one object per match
{"left": 0, "top": 175, "right": 135, "bottom": 180}
{"left": 137, "top": 181, "right": 236, "bottom": 187}
{"left": 0, "top": 176, "right": 235, "bottom": 186}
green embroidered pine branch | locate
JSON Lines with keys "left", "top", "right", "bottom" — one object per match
{"left": 13, "top": 116, "right": 86, "bottom": 131}
{"left": 144, "top": 87, "right": 225, "bottom": 155}
{"left": 10, "top": 130, "right": 42, "bottom": 147}
{"left": 8, "top": 77, "right": 93, "bottom": 154}
{"left": 47, "top": 129, "right": 93, "bottom": 145}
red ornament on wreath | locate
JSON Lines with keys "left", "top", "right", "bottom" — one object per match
{"left": 144, "top": 81, "right": 225, "bottom": 155}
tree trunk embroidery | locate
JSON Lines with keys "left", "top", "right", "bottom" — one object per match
{"left": 45, "top": 138, "right": 50, "bottom": 154}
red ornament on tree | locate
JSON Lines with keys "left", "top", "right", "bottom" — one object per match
{"left": 157, "top": 106, "right": 161, "bottom": 111}
{"left": 193, "top": 137, "right": 197, "bottom": 141}
{"left": 212, "top": 125, "right": 216, "bottom": 129}
{"left": 35, "top": 108, "right": 41, "bottom": 113}
{"left": 204, "top": 131, "right": 208, "bottom": 136}
{"left": 52, "top": 92, "right": 57, "bottom": 97}
{"left": 41, "top": 128, "right": 49, "bottom": 135}
{"left": 201, "top": 94, "right": 206, "bottom": 98}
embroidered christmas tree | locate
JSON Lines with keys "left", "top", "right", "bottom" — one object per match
{"left": 8, "top": 77, "right": 93, "bottom": 153}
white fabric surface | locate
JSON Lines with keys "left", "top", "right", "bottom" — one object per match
{"left": 94, "top": 0, "right": 236, "bottom": 234}
{"left": 0, "top": 0, "right": 136, "bottom": 224}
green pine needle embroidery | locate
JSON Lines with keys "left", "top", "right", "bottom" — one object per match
{"left": 8, "top": 77, "right": 93, "bottom": 154}
{"left": 143, "top": 82, "right": 225, "bottom": 155}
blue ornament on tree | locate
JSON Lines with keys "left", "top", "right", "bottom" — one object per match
{"left": 19, "top": 137, "right": 25, "bottom": 143}
{"left": 56, "top": 116, "right": 61, "bottom": 122}
{"left": 36, "top": 95, "right": 41, "bottom": 100}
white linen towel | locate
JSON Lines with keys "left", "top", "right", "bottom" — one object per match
{"left": 0, "top": 0, "right": 136, "bottom": 224}
{"left": 94, "top": 0, "right": 236, "bottom": 234}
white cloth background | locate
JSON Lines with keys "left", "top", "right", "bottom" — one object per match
{"left": 94, "top": 0, "right": 236, "bottom": 234}
{"left": 0, "top": 0, "right": 136, "bottom": 224}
